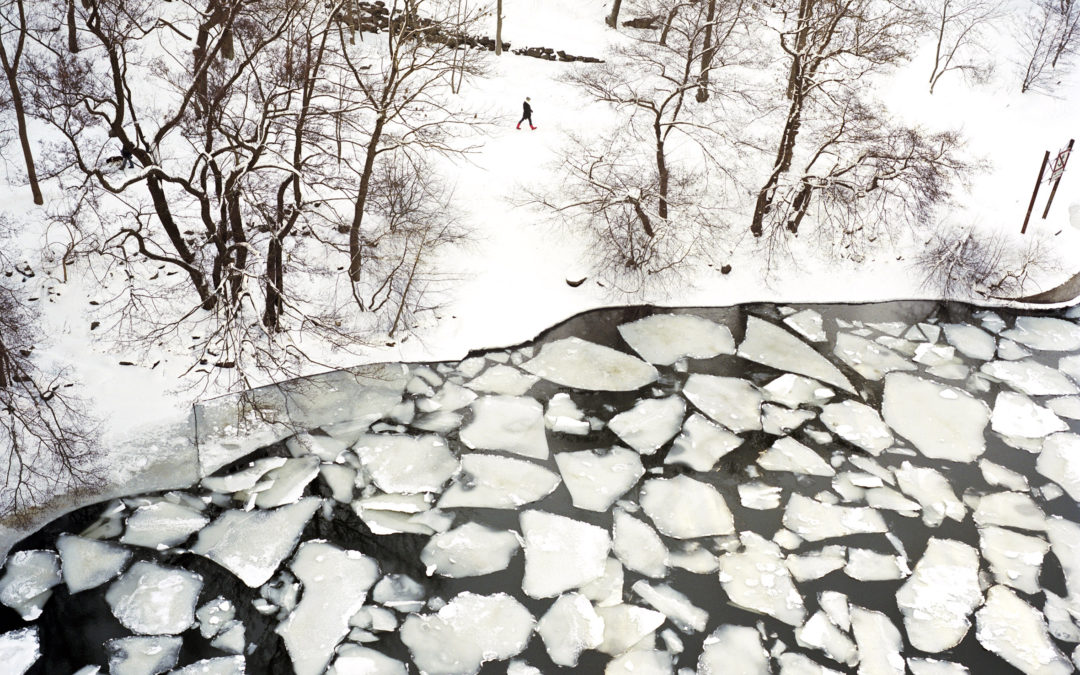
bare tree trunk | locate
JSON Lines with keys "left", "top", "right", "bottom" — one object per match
{"left": 66, "top": 0, "right": 78, "bottom": 53}
{"left": 349, "top": 116, "right": 385, "bottom": 282}
{"left": 145, "top": 176, "right": 216, "bottom": 308}
{"left": 495, "top": 0, "right": 503, "bottom": 54}
{"left": 751, "top": 89, "right": 805, "bottom": 236}
{"left": 0, "top": 0, "right": 43, "bottom": 206}
{"left": 785, "top": 0, "right": 813, "bottom": 99}
{"left": 606, "top": 0, "right": 623, "bottom": 28}
{"left": 696, "top": 0, "right": 717, "bottom": 102}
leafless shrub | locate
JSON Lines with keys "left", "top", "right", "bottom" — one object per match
{"left": 1019, "top": 0, "right": 1080, "bottom": 93}
{"left": 926, "top": 0, "right": 1002, "bottom": 94}
{"left": 915, "top": 225, "right": 1062, "bottom": 298}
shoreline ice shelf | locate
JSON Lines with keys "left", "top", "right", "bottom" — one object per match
{"left": 3, "top": 301, "right": 1080, "bottom": 674}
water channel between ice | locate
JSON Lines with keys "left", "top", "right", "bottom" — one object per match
{"left": 3, "top": 301, "right": 1080, "bottom": 675}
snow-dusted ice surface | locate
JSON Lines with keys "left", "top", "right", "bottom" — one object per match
{"left": 10, "top": 302, "right": 1080, "bottom": 673}
{"left": 0, "top": 627, "right": 39, "bottom": 675}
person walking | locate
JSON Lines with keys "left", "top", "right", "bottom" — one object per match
{"left": 517, "top": 97, "right": 536, "bottom": 130}
{"left": 121, "top": 142, "right": 135, "bottom": 169}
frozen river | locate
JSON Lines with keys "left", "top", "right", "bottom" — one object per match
{"left": 3, "top": 301, "right": 1080, "bottom": 674}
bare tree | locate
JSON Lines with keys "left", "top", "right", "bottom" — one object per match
{"left": 1019, "top": 0, "right": 1080, "bottom": 93}
{"left": 916, "top": 225, "right": 1060, "bottom": 298}
{"left": 0, "top": 0, "right": 43, "bottom": 205}
{"left": 927, "top": 0, "right": 1001, "bottom": 94}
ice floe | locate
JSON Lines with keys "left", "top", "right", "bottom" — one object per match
{"left": 784, "top": 309, "right": 827, "bottom": 343}
{"left": 739, "top": 483, "right": 783, "bottom": 510}
{"left": 682, "top": 374, "right": 762, "bottom": 432}
{"left": 697, "top": 625, "right": 770, "bottom": 675}
{"left": 820, "top": 400, "right": 892, "bottom": 455}
{"left": 882, "top": 373, "right": 988, "bottom": 462}
{"left": 795, "top": 611, "right": 857, "bottom": 667}
{"left": 106, "top": 635, "right": 181, "bottom": 675}
{"left": 976, "top": 585, "right": 1072, "bottom": 675}
{"left": 595, "top": 603, "right": 665, "bottom": 655}
{"left": 782, "top": 493, "right": 887, "bottom": 542}
{"left": 833, "top": 333, "right": 916, "bottom": 380}
{"left": 105, "top": 561, "right": 202, "bottom": 635}
{"left": 850, "top": 607, "right": 905, "bottom": 675}
{"left": 632, "top": 580, "right": 709, "bottom": 633}
{"left": 607, "top": 396, "right": 685, "bottom": 454}
{"left": 465, "top": 363, "right": 538, "bottom": 395}
{"left": 523, "top": 337, "right": 659, "bottom": 391}
{"left": 718, "top": 532, "right": 805, "bottom": 626}
{"left": 1001, "top": 316, "right": 1080, "bottom": 352}
{"left": 786, "top": 546, "right": 847, "bottom": 582}
{"left": 892, "top": 462, "right": 964, "bottom": 527}
{"left": 664, "top": 413, "right": 743, "bottom": 471}
{"left": 895, "top": 538, "right": 981, "bottom": 652}
{"left": 0, "top": 627, "right": 38, "bottom": 675}
{"left": 758, "top": 437, "right": 835, "bottom": 476}
{"left": 438, "top": 454, "right": 560, "bottom": 509}
{"left": 555, "top": 448, "right": 644, "bottom": 512}
{"left": 943, "top": 323, "right": 997, "bottom": 361}
{"left": 120, "top": 501, "right": 209, "bottom": 549}
{"left": 844, "top": 548, "right": 909, "bottom": 580}
{"left": 613, "top": 508, "right": 668, "bottom": 578}
{"left": 981, "top": 359, "right": 1079, "bottom": 396}
{"left": 420, "top": 522, "right": 520, "bottom": 577}
{"left": 639, "top": 475, "right": 735, "bottom": 538}
{"left": 0, "top": 551, "right": 60, "bottom": 620}
{"left": 978, "top": 526, "right": 1048, "bottom": 595}
{"left": 738, "top": 316, "right": 854, "bottom": 393}
{"left": 521, "top": 510, "right": 610, "bottom": 598}
{"left": 991, "top": 391, "right": 1068, "bottom": 440}
{"left": 459, "top": 395, "right": 548, "bottom": 459}
{"left": 536, "top": 592, "right": 604, "bottom": 666}
{"left": 1036, "top": 432, "right": 1080, "bottom": 500}
{"left": 617, "top": 313, "right": 735, "bottom": 365}
{"left": 972, "top": 491, "right": 1047, "bottom": 532}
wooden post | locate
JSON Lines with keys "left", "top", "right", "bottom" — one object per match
{"left": 1022, "top": 150, "right": 1050, "bottom": 234}
{"left": 1042, "top": 138, "right": 1074, "bottom": 219}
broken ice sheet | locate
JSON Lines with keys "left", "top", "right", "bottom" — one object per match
{"left": 544, "top": 392, "right": 590, "bottom": 435}
{"left": 1002, "top": 316, "right": 1080, "bottom": 352}
{"left": 763, "top": 373, "right": 834, "bottom": 408}
{"left": 896, "top": 538, "right": 981, "bottom": 653}
{"left": 786, "top": 545, "right": 846, "bottom": 582}
{"left": 820, "top": 400, "right": 892, "bottom": 455}
{"left": 777, "top": 652, "right": 844, "bottom": 675}
{"left": 56, "top": 534, "right": 131, "bottom": 594}
{"left": 106, "top": 635, "right": 181, "bottom": 675}
{"left": 459, "top": 395, "right": 548, "bottom": 459}
{"left": 978, "top": 458, "right": 1029, "bottom": 492}
{"left": 201, "top": 456, "right": 288, "bottom": 493}
{"left": 0, "top": 550, "right": 60, "bottom": 621}
{"left": 739, "top": 483, "right": 783, "bottom": 510}
{"left": 522, "top": 336, "right": 659, "bottom": 391}
{"left": 639, "top": 475, "right": 735, "bottom": 538}
{"left": 981, "top": 359, "right": 1079, "bottom": 396}
{"left": 465, "top": 363, "right": 539, "bottom": 396}
{"left": 782, "top": 493, "right": 887, "bottom": 542}
{"left": 521, "top": 510, "right": 610, "bottom": 598}
{"left": 245, "top": 456, "right": 321, "bottom": 509}
{"left": 632, "top": 580, "right": 709, "bottom": 633}
{"left": 991, "top": 391, "right": 1068, "bottom": 440}
{"left": 762, "top": 403, "right": 817, "bottom": 436}
{"left": 942, "top": 323, "right": 997, "bottom": 361}
{"left": 664, "top": 413, "right": 743, "bottom": 471}
{"left": 120, "top": 501, "right": 209, "bottom": 549}
{"left": 972, "top": 491, "right": 1047, "bottom": 532}
{"left": 595, "top": 603, "right": 665, "bottom": 655}
{"left": 106, "top": 561, "right": 202, "bottom": 635}
{"left": 617, "top": 313, "right": 735, "bottom": 365}
{"left": 353, "top": 432, "right": 459, "bottom": 493}
{"left": 606, "top": 650, "right": 674, "bottom": 674}
{"left": 536, "top": 592, "right": 604, "bottom": 667}
{"left": 420, "top": 522, "right": 520, "bottom": 578}
{"left": 717, "top": 531, "right": 805, "bottom": 626}
{"left": 555, "top": 447, "right": 644, "bottom": 512}
{"left": 976, "top": 585, "right": 1072, "bottom": 675}
{"left": 401, "top": 592, "right": 534, "bottom": 674}
{"left": 438, "top": 453, "right": 560, "bottom": 509}
{"left": 795, "top": 611, "right": 857, "bottom": 667}
{"left": 978, "top": 526, "right": 1048, "bottom": 595}
{"left": 738, "top": 316, "right": 854, "bottom": 393}
{"left": 607, "top": 396, "right": 685, "bottom": 454}
{"left": 850, "top": 606, "right": 904, "bottom": 675}
{"left": 907, "top": 658, "right": 970, "bottom": 675}
{"left": 613, "top": 508, "right": 668, "bottom": 578}
{"left": 1037, "top": 432, "right": 1080, "bottom": 500}
{"left": 276, "top": 541, "right": 379, "bottom": 675}
{"left": 328, "top": 645, "right": 407, "bottom": 675}
{"left": 757, "top": 436, "right": 835, "bottom": 476}
{"left": 697, "top": 625, "right": 770, "bottom": 675}
{"left": 833, "top": 333, "right": 916, "bottom": 380}
{"left": 883, "top": 372, "right": 989, "bottom": 462}
{"left": 893, "top": 461, "right": 964, "bottom": 528}
{"left": 784, "top": 308, "right": 827, "bottom": 342}
{"left": 844, "top": 548, "right": 909, "bottom": 581}
{"left": 682, "top": 374, "right": 762, "bottom": 433}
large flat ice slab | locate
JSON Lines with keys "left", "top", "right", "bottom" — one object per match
{"left": 354, "top": 433, "right": 459, "bottom": 493}
{"left": 438, "top": 454, "right": 560, "bottom": 509}
{"left": 738, "top": 316, "right": 854, "bottom": 393}
{"left": 105, "top": 561, "right": 202, "bottom": 635}
{"left": 895, "top": 538, "right": 982, "bottom": 652}
{"left": 555, "top": 448, "right": 644, "bottom": 512}
{"left": 522, "top": 337, "right": 659, "bottom": 391}
{"left": 976, "top": 585, "right": 1072, "bottom": 675}
{"left": 520, "top": 510, "right": 610, "bottom": 598}
{"left": 782, "top": 493, "right": 887, "bottom": 542}
{"left": 717, "top": 532, "right": 805, "bottom": 626}
{"left": 682, "top": 375, "right": 762, "bottom": 433}
{"left": 883, "top": 373, "right": 989, "bottom": 462}
{"left": 639, "top": 475, "right": 735, "bottom": 538}
{"left": 459, "top": 395, "right": 548, "bottom": 459}
{"left": 617, "top": 313, "right": 735, "bottom": 365}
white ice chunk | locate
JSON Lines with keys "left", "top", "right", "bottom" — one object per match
{"left": 196, "top": 596, "right": 235, "bottom": 638}
{"left": 820, "top": 591, "right": 850, "bottom": 631}
{"left": 763, "top": 374, "right": 834, "bottom": 408}
{"left": 1002, "top": 317, "right": 1080, "bottom": 352}
{"left": 762, "top": 404, "right": 817, "bottom": 435}
{"left": 555, "top": 448, "right": 644, "bottom": 512}
{"left": 1047, "top": 396, "right": 1080, "bottom": 420}
{"left": 1048, "top": 516, "right": 1080, "bottom": 607}
{"left": 191, "top": 497, "right": 321, "bottom": 587}
{"left": 717, "top": 532, "right": 805, "bottom": 626}
{"left": 328, "top": 645, "right": 407, "bottom": 675}
{"left": 581, "top": 558, "right": 624, "bottom": 607}
{"left": 536, "top": 593, "right": 604, "bottom": 667}
{"left": 608, "top": 396, "right": 685, "bottom": 454}
{"left": 739, "top": 316, "right": 854, "bottom": 393}
{"left": 438, "top": 454, "right": 560, "bottom": 509}
{"left": 106, "top": 635, "right": 181, "bottom": 675}
{"left": 373, "top": 573, "right": 425, "bottom": 612}
{"left": 893, "top": 462, "right": 964, "bottom": 527}
{"left": 820, "top": 401, "right": 892, "bottom": 455}
{"left": 522, "top": 337, "right": 659, "bottom": 391}
{"left": 121, "top": 502, "right": 209, "bottom": 549}
{"left": 943, "top": 324, "right": 997, "bottom": 361}
{"left": 639, "top": 475, "right": 735, "bottom": 538}
{"left": 355, "top": 433, "right": 459, "bottom": 493}
{"left": 992, "top": 391, "right": 1068, "bottom": 439}
{"left": 865, "top": 486, "right": 920, "bottom": 515}
{"left": 682, "top": 374, "right": 762, "bottom": 433}
{"left": 545, "top": 393, "right": 590, "bottom": 435}
{"left": 420, "top": 522, "right": 520, "bottom": 578}
{"left": 784, "top": 309, "right": 827, "bottom": 342}
{"left": 978, "top": 526, "right": 1048, "bottom": 595}
{"left": 605, "top": 650, "right": 673, "bottom": 674}
{"left": 288, "top": 432, "right": 349, "bottom": 462}
{"left": 633, "top": 580, "right": 708, "bottom": 633}
{"left": 1037, "top": 433, "right": 1080, "bottom": 500}
{"left": 596, "top": 603, "right": 665, "bottom": 655}
{"left": 777, "top": 652, "right": 844, "bottom": 674}
{"left": 428, "top": 381, "right": 479, "bottom": 411}
{"left": 998, "top": 339, "right": 1032, "bottom": 360}
{"left": 664, "top": 413, "right": 743, "bottom": 471}
{"left": 981, "top": 360, "right": 1079, "bottom": 396}
{"left": 896, "top": 538, "right": 982, "bottom": 652}
{"left": 845, "top": 548, "right": 908, "bottom": 581}
{"left": 105, "top": 561, "right": 202, "bottom": 635}
{"left": 466, "top": 364, "right": 539, "bottom": 396}
{"left": 907, "top": 658, "right": 970, "bottom": 675}
{"left": 0, "top": 550, "right": 60, "bottom": 620}
{"left": 976, "top": 585, "right": 1071, "bottom": 675}
{"left": 978, "top": 311, "right": 1007, "bottom": 333}
{"left": 739, "top": 483, "right": 783, "bottom": 510}
{"left": 248, "top": 456, "right": 321, "bottom": 508}
{"left": 973, "top": 492, "right": 1046, "bottom": 531}
{"left": 697, "top": 625, "right": 769, "bottom": 675}
{"left": 169, "top": 656, "right": 244, "bottom": 675}
{"left": 786, "top": 546, "right": 847, "bottom": 582}
{"left": 979, "top": 459, "right": 1029, "bottom": 492}
{"left": 795, "top": 611, "right": 858, "bottom": 666}
{"left": 850, "top": 607, "right": 904, "bottom": 675}
{"left": 758, "top": 437, "right": 835, "bottom": 476}
{"left": 401, "top": 592, "right": 534, "bottom": 674}
{"left": 521, "top": 510, "right": 610, "bottom": 598}
{"left": 883, "top": 372, "right": 989, "bottom": 462}
{"left": 201, "top": 457, "right": 288, "bottom": 493}
{"left": 459, "top": 395, "right": 548, "bottom": 459}
{"left": 782, "top": 493, "right": 887, "bottom": 542}
{"left": 0, "top": 627, "right": 39, "bottom": 675}
{"left": 1043, "top": 590, "right": 1080, "bottom": 642}
{"left": 319, "top": 464, "right": 356, "bottom": 503}
{"left": 276, "top": 541, "right": 379, "bottom": 675}
{"left": 613, "top": 508, "right": 668, "bottom": 578}
{"left": 617, "top": 313, "right": 735, "bottom": 365}
{"left": 833, "top": 333, "right": 916, "bottom": 380}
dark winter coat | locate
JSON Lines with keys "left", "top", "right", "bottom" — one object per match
{"left": 522, "top": 101, "right": 532, "bottom": 117}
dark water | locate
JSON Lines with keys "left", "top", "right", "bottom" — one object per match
{"left": 3, "top": 300, "right": 1079, "bottom": 674}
